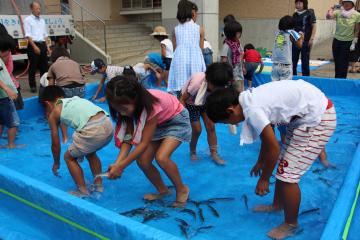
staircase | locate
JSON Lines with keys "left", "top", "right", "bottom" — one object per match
{"left": 80, "top": 23, "right": 160, "bottom": 65}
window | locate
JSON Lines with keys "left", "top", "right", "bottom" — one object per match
{"left": 122, "top": 0, "right": 161, "bottom": 9}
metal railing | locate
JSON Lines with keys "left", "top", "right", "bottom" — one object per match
{"left": 61, "top": 0, "right": 107, "bottom": 53}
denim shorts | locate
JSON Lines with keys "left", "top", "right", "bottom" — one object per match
{"left": 244, "top": 62, "right": 260, "bottom": 80}
{"left": 61, "top": 86, "right": 86, "bottom": 98}
{"left": 271, "top": 63, "right": 293, "bottom": 81}
{"left": 0, "top": 97, "right": 20, "bottom": 128}
{"left": 152, "top": 108, "right": 191, "bottom": 142}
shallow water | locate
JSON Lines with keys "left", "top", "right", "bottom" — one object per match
{"left": 1, "top": 96, "right": 360, "bottom": 240}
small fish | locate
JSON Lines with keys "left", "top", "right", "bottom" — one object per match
{"left": 299, "top": 208, "right": 320, "bottom": 216}
{"left": 175, "top": 218, "right": 189, "bottom": 227}
{"left": 179, "top": 224, "right": 189, "bottom": 239}
{"left": 198, "top": 206, "right": 205, "bottom": 222}
{"left": 180, "top": 208, "right": 197, "bottom": 220}
{"left": 208, "top": 197, "right": 235, "bottom": 202}
{"left": 312, "top": 168, "right": 327, "bottom": 174}
{"left": 318, "top": 177, "right": 332, "bottom": 187}
{"left": 206, "top": 204, "right": 220, "bottom": 217}
{"left": 41, "top": 128, "right": 51, "bottom": 131}
{"left": 241, "top": 194, "right": 249, "bottom": 210}
{"left": 196, "top": 225, "right": 214, "bottom": 232}
{"left": 94, "top": 172, "right": 109, "bottom": 180}
{"left": 120, "top": 207, "right": 147, "bottom": 217}
{"left": 142, "top": 211, "right": 168, "bottom": 223}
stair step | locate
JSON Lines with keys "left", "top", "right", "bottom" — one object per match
{"left": 81, "top": 26, "right": 152, "bottom": 35}
{"left": 111, "top": 49, "right": 160, "bottom": 61}
{"left": 90, "top": 35, "right": 156, "bottom": 45}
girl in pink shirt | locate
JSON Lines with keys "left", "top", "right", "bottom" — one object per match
{"left": 106, "top": 76, "right": 191, "bottom": 207}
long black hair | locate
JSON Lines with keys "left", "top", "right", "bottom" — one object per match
{"left": 106, "top": 75, "right": 159, "bottom": 121}
{"left": 176, "top": 0, "right": 195, "bottom": 24}
{"left": 50, "top": 47, "right": 70, "bottom": 63}
{"left": 224, "top": 20, "right": 242, "bottom": 40}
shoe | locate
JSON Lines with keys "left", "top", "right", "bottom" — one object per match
{"left": 30, "top": 87, "right": 37, "bottom": 93}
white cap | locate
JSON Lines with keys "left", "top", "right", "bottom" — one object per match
{"left": 342, "top": 0, "right": 356, "bottom": 5}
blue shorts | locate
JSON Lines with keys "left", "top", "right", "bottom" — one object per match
{"left": 0, "top": 98, "right": 20, "bottom": 128}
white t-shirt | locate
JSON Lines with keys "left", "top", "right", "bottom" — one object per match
{"left": 160, "top": 39, "right": 174, "bottom": 58}
{"left": 239, "top": 80, "right": 328, "bottom": 145}
{"left": 105, "top": 65, "right": 124, "bottom": 81}
{"left": 204, "top": 40, "right": 212, "bottom": 50}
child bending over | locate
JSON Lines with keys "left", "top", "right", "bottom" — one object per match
{"left": 42, "top": 86, "right": 113, "bottom": 196}
{"left": 106, "top": 76, "right": 191, "bottom": 207}
{"left": 205, "top": 80, "right": 336, "bottom": 239}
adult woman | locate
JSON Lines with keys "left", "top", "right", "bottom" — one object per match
{"left": 327, "top": 0, "right": 360, "bottom": 78}
{"left": 292, "top": 0, "right": 316, "bottom": 76}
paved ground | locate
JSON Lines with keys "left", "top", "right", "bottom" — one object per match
{"left": 17, "top": 37, "right": 360, "bottom": 99}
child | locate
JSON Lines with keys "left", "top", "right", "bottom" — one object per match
{"left": 205, "top": 80, "right": 336, "bottom": 240}
{"left": 180, "top": 62, "right": 233, "bottom": 164}
{"left": 0, "top": 58, "right": 20, "bottom": 149}
{"left": 220, "top": 20, "right": 245, "bottom": 92}
{"left": 90, "top": 59, "right": 124, "bottom": 102}
{"left": 202, "top": 39, "right": 213, "bottom": 68}
{"left": 42, "top": 86, "right": 113, "bottom": 196}
{"left": 272, "top": 15, "right": 304, "bottom": 81}
{"left": 151, "top": 26, "right": 173, "bottom": 86}
{"left": 168, "top": 0, "right": 206, "bottom": 96}
{"left": 105, "top": 76, "right": 191, "bottom": 207}
{"left": 243, "top": 43, "right": 264, "bottom": 89}
{"left": 0, "top": 34, "right": 23, "bottom": 110}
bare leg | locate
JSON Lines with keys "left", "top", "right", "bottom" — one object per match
{"left": 155, "top": 138, "right": 189, "bottom": 207}
{"left": 60, "top": 124, "right": 68, "bottom": 144}
{"left": 136, "top": 141, "right": 170, "bottom": 200}
{"left": 86, "top": 152, "right": 103, "bottom": 192}
{"left": 267, "top": 181, "right": 301, "bottom": 239}
{"left": 319, "top": 149, "right": 334, "bottom": 168}
{"left": 190, "top": 120, "right": 202, "bottom": 161}
{"left": 350, "top": 62, "right": 356, "bottom": 73}
{"left": 163, "top": 70, "right": 169, "bottom": 87}
{"left": 7, "top": 127, "right": 17, "bottom": 148}
{"left": 64, "top": 151, "right": 89, "bottom": 195}
{"left": 202, "top": 112, "right": 225, "bottom": 165}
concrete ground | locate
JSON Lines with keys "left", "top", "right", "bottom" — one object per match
{"left": 17, "top": 37, "right": 360, "bottom": 99}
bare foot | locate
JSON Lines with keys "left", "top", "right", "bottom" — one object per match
{"left": 211, "top": 153, "right": 226, "bottom": 165}
{"left": 7, "top": 144, "right": 26, "bottom": 149}
{"left": 253, "top": 204, "right": 282, "bottom": 213}
{"left": 173, "top": 185, "right": 190, "bottom": 208}
{"left": 69, "top": 186, "right": 89, "bottom": 198}
{"left": 90, "top": 184, "right": 104, "bottom": 193}
{"left": 267, "top": 223, "right": 302, "bottom": 240}
{"left": 143, "top": 189, "right": 171, "bottom": 201}
{"left": 98, "top": 97, "right": 106, "bottom": 103}
{"left": 190, "top": 152, "right": 198, "bottom": 161}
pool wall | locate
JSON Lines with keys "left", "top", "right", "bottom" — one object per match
{"left": 2, "top": 77, "right": 360, "bottom": 240}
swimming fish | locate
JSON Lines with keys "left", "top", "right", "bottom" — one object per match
{"left": 198, "top": 206, "right": 205, "bottom": 222}
{"left": 196, "top": 226, "right": 214, "bottom": 232}
{"left": 175, "top": 218, "right": 189, "bottom": 227}
{"left": 312, "top": 168, "right": 327, "bottom": 174}
{"left": 120, "top": 207, "right": 147, "bottom": 217}
{"left": 241, "top": 194, "right": 249, "bottom": 210}
{"left": 206, "top": 204, "right": 220, "bottom": 217}
{"left": 318, "top": 177, "right": 332, "bottom": 187}
{"left": 208, "top": 197, "right": 235, "bottom": 202}
{"left": 175, "top": 218, "right": 190, "bottom": 239}
{"left": 142, "top": 211, "right": 169, "bottom": 223}
{"left": 299, "top": 208, "right": 320, "bottom": 216}
{"left": 180, "top": 208, "right": 197, "bottom": 220}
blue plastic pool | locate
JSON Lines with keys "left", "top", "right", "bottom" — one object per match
{"left": 1, "top": 74, "right": 360, "bottom": 240}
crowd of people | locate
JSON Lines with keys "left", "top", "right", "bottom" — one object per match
{"left": 3, "top": 0, "right": 359, "bottom": 239}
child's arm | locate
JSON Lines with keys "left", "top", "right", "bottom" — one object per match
{"left": 91, "top": 76, "right": 106, "bottom": 100}
{"left": 179, "top": 91, "right": 189, "bottom": 106}
{"left": 48, "top": 108, "right": 61, "bottom": 176}
{"left": 107, "top": 116, "right": 158, "bottom": 179}
{"left": 161, "top": 44, "right": 167, "bottom": 58}
{"left": 254, "top": 124, "right": 280, "bottom": 196}
{"left": 199, "top": 27, "right": 205, "bottom": 49}
{"left": 0, "top": 79, "right": 17, "bottom": 100}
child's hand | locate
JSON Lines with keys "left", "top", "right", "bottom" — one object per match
{"left": 107, "top": 163, "right": 123, "bottom": 179}
{"left": 250, "top": 162, "right": 263, "bottom": 177}
{"left": 52, "top": 163, "right": 60, "bottom": 177}
{"left": 255, "top": 178, "right": 270, "bottom": 196}
{"left": 6, "top": 88, "right": 17, "bottom": 100}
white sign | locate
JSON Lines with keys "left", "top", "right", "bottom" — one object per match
{"left": 0, "top": 15, "right": 74, "bottom": 39}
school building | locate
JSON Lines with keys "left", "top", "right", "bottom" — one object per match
{"left": 38, "top": 0, "right": 342, "bottom": 63}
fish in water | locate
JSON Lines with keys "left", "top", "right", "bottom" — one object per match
{"left": 120, "top": 207, "right": 147, "bottom": 217}
{"left": 175, "top": 218, "right": 190, "bottom": 239}
{"left": 206, "top": 204, "right": 220, "bottom": 217}
{"left": 299, "top": 208, "right": 320, "bottom": 216}
{"left": 208, "top": 197, "right": 235, "bottom": 202}
{"left": 142, "top": 211, "right": 169, "bottom": 223}
{"left": 198, "top": 206, "right": 205, "bottom": 222}
{"left": 312, "top": 168, "right": 327, "bottom": 174}
{"left": 318, "top": 177, "right": 332, "bottom": 187}
{"left": 180, "top": 208, "right": 197, "bottom": 220}
{"left": 197, "top": 225, "right": 214, "bottom": 232}
{"left": 334, "top": 138, "right": 339, "bottom": 143}
{"left": 241, "top": 194, "right": 249, "bottom": 210}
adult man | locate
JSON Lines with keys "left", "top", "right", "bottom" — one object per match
{"left": 24, "top": 1, "right": 50, "bottom": 93}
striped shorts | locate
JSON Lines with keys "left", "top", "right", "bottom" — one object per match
{"left": 276, "top": 102, "right": 337, "bottom": 183}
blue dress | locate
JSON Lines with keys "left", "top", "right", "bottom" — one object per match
{"left": 167, "top": 20, "right": 206, "bottom": 92}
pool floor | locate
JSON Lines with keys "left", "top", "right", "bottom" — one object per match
{"left": 1, "top": 96, "right": 360, "bottom": 239}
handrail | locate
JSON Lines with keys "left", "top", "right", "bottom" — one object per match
{"left": 63, "top": 0, "right": 107, "bottom": 53}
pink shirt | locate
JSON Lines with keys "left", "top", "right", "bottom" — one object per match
{"left": 181, "top": 72, "right": 205, "bottom": 104}
{"left": 5, "top": 54, "right": 19, "bottom": 88}
{"left": 148, "top": 89, "right": 184, "bottom": 124}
